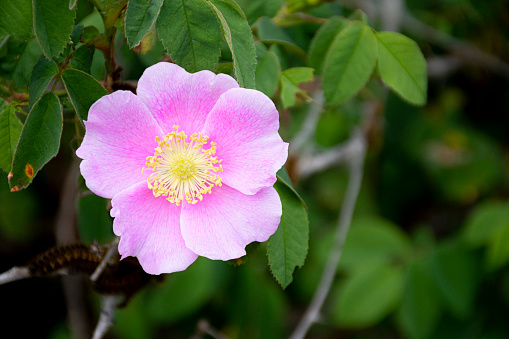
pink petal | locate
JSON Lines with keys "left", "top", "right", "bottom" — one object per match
{"left": 76, "top": 91, "right": 164, "bottom": 198}
{"left": 136, "top": 62, "right": 239, "bottom": 134}
{"left": 201, "top": 88, "right": 288, "bottom": 195}
{"left": 180, "top": 185, "right": 281, "bottom": 260}
{"left": 111, "top": 181, "right": 198, "bottom": 274}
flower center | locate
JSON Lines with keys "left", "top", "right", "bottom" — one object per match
{"left": 143, "top": 125, "right": 223, "bottom": 206}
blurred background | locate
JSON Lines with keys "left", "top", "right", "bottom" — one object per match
{"left": 1, "top": 0, "right": 509, "bottom": 338}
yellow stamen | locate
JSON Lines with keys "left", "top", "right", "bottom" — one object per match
{"left": 143, "top": 126, "right": 223, "bottom": 206}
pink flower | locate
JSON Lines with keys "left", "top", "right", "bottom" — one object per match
{"left": 76, "top": 62, "right": 288, "bottom": 274}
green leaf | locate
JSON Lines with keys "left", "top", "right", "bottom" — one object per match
{"left": 256, "top": 16, "right": 306, "bottom": 59}
{"left": 463, "top": 201, "right": 509, "bottom": 247}
{"left": 12, "top": 39, "right": 42, "bottom": 88}
{"left": 323, "top": 21, "right": 377, "bottom": 105}
{"left": 9, "top": 93, "right": 62, "bottom": 191}
{"left": 331, "top": 263, "right": 404, "bottom": 327}
{"left": 486, "top": 225, "right": 509, "bottom": 271}
{"left": 156, "top": 0, "right": 222, "bottom": 72}
{"left": 255, "top": 50, "right": 280, "bottom": 97}
{"left": 77, "top": 194, "right": 114, "bottom": 243}
{"left": 397, "top": 258, "right": 443, "bottom": 339}
{"left": 0, "top": 100, "right": 23, "bottom": 173}
{"left": 125, "top": 0, "right": 164, "bottom": 48}
{"left": 431, "top": 241, "right": 479, "bottom": 318}
{"left": 280, "top": 67, "right": 314, "bottom": 108}
{"left": 69, "top": 44, "right": 95, "bottom": 73}
{"left": 208, "top": 0, "right": 256, "bottom": 88}
{"left": 339, "top": 216, "right": 412, "bottom": 270}
{"left": 33, "top": 0, "right": 77, "bottom": 58}
{"left": 61, "top": 69, "right": 108, "bottom": 121}
{"left": 29, "top": 56, "right": 59, "bottom": 109}
{"left": 267, "top": 179, "right": 309, "bottom": 289}
{"left": 308, "top": 16, "right": 348, "bottom": 74}
{"left": 376, "top": 31, "right": 427, "bottom": 106}
{"left": 0, "top": 0, "right": 33, "bottom": 39}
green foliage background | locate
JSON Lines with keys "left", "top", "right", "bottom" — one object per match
{"left": 1, "top": 0, "right": 509, "bottom": 338}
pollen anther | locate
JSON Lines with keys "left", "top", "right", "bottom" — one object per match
{"left": 143, "top": 126, "right": 223, "bottom": 206}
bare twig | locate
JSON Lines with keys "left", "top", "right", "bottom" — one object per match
{"left": 90, "top": 237, "right": 120, "bottom": 282}
{"left": 92, "top": 295, "right": 124, "bottom": 339}
{"left": 191, "top": 319, "right": 231, "bottom": 339}
{"left": 290, "top": 129, "right": 366, "bottom": 339}
{"left": 0, "top": 267, "right": 30, "bottom": 285}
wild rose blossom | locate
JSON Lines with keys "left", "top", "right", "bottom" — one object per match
{"left": 76, "top": 62, "right": 288, "bottom": 274}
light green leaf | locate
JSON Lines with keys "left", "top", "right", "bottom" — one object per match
{"left": 156, "top": 0, "right": 222, "bottom": 72}
{"left": 376, "top": 31, "right": 427, "bottom": 106}
{"left": 61, "top": 69, "right": 108, "bottom": 121}
{"left": 255, "top": 50, "right": 280, "bottom": 97}
{"left": 0, "top": 0, "right": 33, "bottom": 39}
{"left": 431, "top": 241, "right": 479, "bottom": 319}
{"left": 323, "top": 21, "right": 377, "bottom": 105}
{"left": 29, "top": 56, "right": 59, "bottom": 109}
{"left": 125, "top": 0, "right": 164, "bottom": 48}
{"left": 9, "top": 93, "right": 62, "bottom": 191}
{"left": 12, "top": 39, "right": 42, "bottom": 88}
{"left": 208, "top": 0, "right": 256, "bottom": 88}
{"left": 331, "top": 264, "right": 404, "bottom": 327}
{"left": 463, "top": 201, "right": 509, "bottom": 247}
{"left": 280, "top": 67, "right": 314, "bottom": 108}
{"left": 0, "top": 100, "right": 23, "bottom": 173}
{"left": 33, "top": 0, "right": 77, "bottom": 58}
{"left": 268, "top": 177, "right": 309, "bottom": 289}
{"left": 486, "top": 225, "right": 509, "bottom": 271}
{"left": 308, "top": 16, "right": 348, "bottom": 74}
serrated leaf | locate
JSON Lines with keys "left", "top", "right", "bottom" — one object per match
{"left": 323, "top": 21, "right": 377, "bottom": 105}
{"left": 208, "top": 0, "right": 256, "bottom": 88}
{"left": 0, "top": 100, "right": 23, "bottom": 173}
{"left": 61, "top": 69, "right": 107, "bottom": 121}
{"left": 308, "top": 16, "right": 348, "bottom": 74}
{"left": 125, "top": 0, "right": 164, "bottom": 48}
{"left": 280, "top": 67, "right": 314, "bottom": 108}
{"left": 69, "top": 0, "right": 77, "bottom": 10}
{"left": 255, "top": 50, "right": 280, "bottom": 97}
{"left": 33, "top": 0, "right": 77, "bottom": 58}
{"left": 156, "top": 0, "right": 222, "bottom": 72}
{"left": 9, "top": 93, "right": 62, "bottom": 191}
{"left": 0, "top": 0, "right": 33, "bottom": 39}
{"left": 331, "top": 264, "right": 404, "bottom": 327}
{"left": 69, "top": 44, "right": 95, "bottom": 73}
{"left": 376, "top": 31, "right": 427, "bottom": 106}
{"left": 267, "top": 178, "right": 309, "bottom": 289}
{"left": 29, "top": 56, "right": 59, "bottom": 109}
{"left": 12, "top": 39, "right": 42, "bottom": 88}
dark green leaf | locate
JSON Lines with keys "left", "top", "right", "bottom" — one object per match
{"left": 9, "top": 93, "right": 62, "bottom": 191}
{"left": 267, "top": 179, "right": 309, "bottom": 289}
{"left": 61, "top": 69, "right": 107, "bottom": 121}
{"left": 125, "top": 0, "right": 164, "bottom": 48}
{"left": 280, "top": 67, "right": 314, "bottom": 108}
{"left": 156, "top": 0, "right": 222, "bottom": 72}
{"left": 33, "top": 0, "right": 77, "bottom": 58}
{"left": 208, "top": 0, "right": 256, "bottom": 88}
{"left": 69, "top": 45, "right": 95, "bottom": 73}
{"left": 70, "top": 24, "right": 84, "bottom": 45}
{"left": 255, "top": 50, "right": 280, "bottom": 97}
{"left": 82, "top": 25, "right": 100, "bottom": 43}
{"left": 331, "top": 263, "right": 404, "bottom": 327}
{"left": 12, "top": 39, "right": 42, "bottom": 88}
{"left": 256, "top": 16, "right": 306, "bottom": 58}
{"left": 308, "top": 16, "right": 348, "bottom": 74}
{"left": 376, "top": 31, "right": 427, "bottom": 106}
{"left": 29, "top": 56, "right": 59, "bottom": 109}
{"left": 69, "top": 0, "right": 78, "bottom": 10}
{"left": 486, "top": 225, "right": 509, "bottom": 271}
{"left": 0, "top": 100, "right": 23, "bottom": 173}
{"left": 77, "top": 194, "right": 114, "bottom": 243}
{"left": 323, "top": 21, "right": 377, "bottom": 105}
{"left": 0, "top": 0, "right": 33, "bottom": 39}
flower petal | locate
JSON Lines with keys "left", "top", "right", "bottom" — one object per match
{"left": 76, "top": 91, "right": 163, "bottom": 198}
{"left": 202, "top": 88, "right": 288, "bottom": 195}
{"left": 111, "top": 181, "right": 198, "bottom": 274}
{"left": 136, "top": 62, "right": 239, "bottom": 134}
{"left": 180, "top": 185, "right": 281, "bottom": 260}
